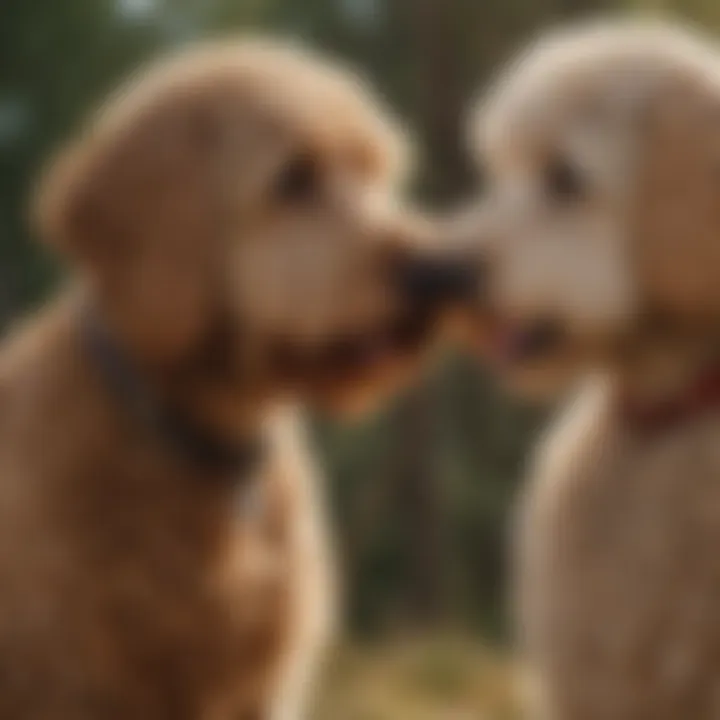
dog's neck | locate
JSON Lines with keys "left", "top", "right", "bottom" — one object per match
{"left": 613, "top": 336, "right": 720, "bottom": 434}
{"left": 76, "top": 297, "right": 273, "bottom": 481}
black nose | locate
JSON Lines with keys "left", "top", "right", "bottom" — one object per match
{"left": 395, "top": 255, "right": 480, "bottom": 310}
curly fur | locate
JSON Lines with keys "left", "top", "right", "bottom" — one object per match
{"left": 0, "top": 39, "right": 432, "bottom": 719}
{"left": 465, "top": 21, "right": 720, "bottom": 720}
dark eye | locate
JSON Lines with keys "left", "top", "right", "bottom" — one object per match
{"left": 544, "top": 156, "right": 585, "bottom": 202}
{"left": 274, "top": 154, "right": 320, "bottom": 203}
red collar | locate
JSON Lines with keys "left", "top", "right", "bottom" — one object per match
{"left": 621, "top": 365, "right": 720, "bottom": 435}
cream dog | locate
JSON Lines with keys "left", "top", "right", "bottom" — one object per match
{"left": 463, "top": 20, "right": 720, "bottom": 720}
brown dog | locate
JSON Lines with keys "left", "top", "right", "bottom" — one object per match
{"left": 0, "top": 40, "right": 462, "bottom": 719}
{"left": 461, "top": 20, "right": 720, "bottom": 720}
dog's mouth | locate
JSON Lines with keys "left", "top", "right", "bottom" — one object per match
{"left": 482, "top": 316, "right": 568, "bottom": 366}
{"left": 268, "top": 306, "right": 437, "bottom": 387}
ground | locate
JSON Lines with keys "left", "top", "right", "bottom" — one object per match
{"left": 312, "top": 637, "right": 521, "bottom": 720}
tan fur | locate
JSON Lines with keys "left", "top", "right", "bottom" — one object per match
{"left": 465, "top": 21, "right": 720, "bottom": 720}
{"left": 2, "top": 40, "right": 431, "bottom": 719}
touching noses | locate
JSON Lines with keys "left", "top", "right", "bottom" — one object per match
{"left": 396, "top": 204, "right": 501, "bottom": 313}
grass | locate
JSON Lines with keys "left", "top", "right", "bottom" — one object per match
{"left": 312, "top": 637, "right": 522, "bottom": 720}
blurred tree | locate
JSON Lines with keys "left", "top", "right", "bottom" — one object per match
{"left": 0, "top": 0, "right": 164, "bottom": 314}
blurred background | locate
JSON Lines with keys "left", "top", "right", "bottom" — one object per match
{"left": 2, "top": 0, "right": 719, "bottom": 717}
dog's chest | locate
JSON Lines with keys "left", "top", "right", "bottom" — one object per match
{"left": 83, "top": 415, "right": 331, "bottom": 719}
{"left": 85, "top": 470, "right": 293, "bottom": 719}
{"left": 519, "top": 395, "right": 720, "bottom": 719}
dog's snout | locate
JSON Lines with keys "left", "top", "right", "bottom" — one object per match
{"left": 395, "top": 255, "right": 481, "bottom": 310}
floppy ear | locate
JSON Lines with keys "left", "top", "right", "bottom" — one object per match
{"left": 33, "top": 101, "right": 227, "bottom": 361}
{"left": 35, "top": 138, "right": 133, "bottom": 268}
{"left": 633, "top": 75, "right": 720, "bottom": 325}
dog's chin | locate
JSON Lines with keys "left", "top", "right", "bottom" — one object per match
{"left": 310, "top": 358, "right": 420, "bottom": 419}
{"left": 471, "top": 317, "right": 584, "bottom": 401}
{"left": 498, "top": 357, "right": 583, "bottom": 402}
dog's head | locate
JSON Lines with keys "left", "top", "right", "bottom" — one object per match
{"left": 36, "top": 40, "right": 463, "bottom": 417}
{"left": 457, "top": 21, "right": 720, "bottom": 397}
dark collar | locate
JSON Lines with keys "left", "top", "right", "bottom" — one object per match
{"left": 620, "top": 364, "right": 720, "bottom": 436}
{"left": 79, "top": 308, "right": 264, "bottom": 479}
